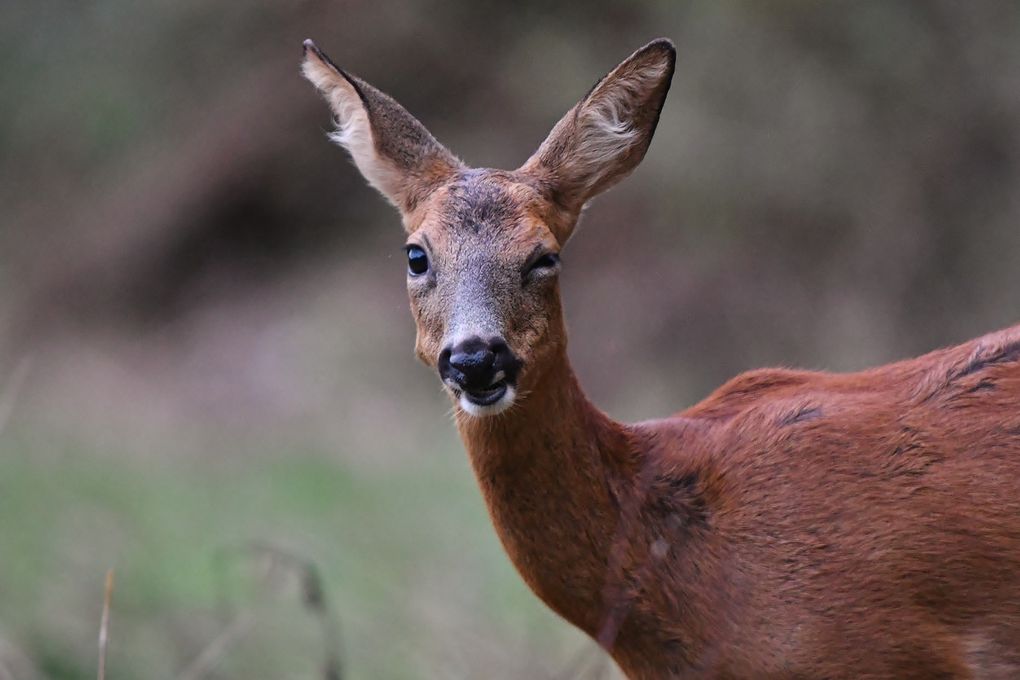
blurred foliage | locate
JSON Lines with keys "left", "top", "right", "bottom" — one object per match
{"left": 2, "top": 1, "right": 1020, "bottom": 677}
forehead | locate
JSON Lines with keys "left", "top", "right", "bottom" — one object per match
{"left": 413, "top": 170, "right": 556, "bottom": 251}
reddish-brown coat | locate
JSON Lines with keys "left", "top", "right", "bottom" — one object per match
{"left": 459, "top": 326, "right": 1020, "bottom": 678}
{"left": 303, "top": 37, "right": 1020, "bottom": 678}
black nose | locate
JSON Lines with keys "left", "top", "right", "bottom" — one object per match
{"left": 439, "top": 336, "right": 519, "bottom": 392}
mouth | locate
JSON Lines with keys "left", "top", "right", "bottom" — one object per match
{"left": 462, "top": 381, "right": 508, "bottom": 406}
{"left": 451, "top": 379, "right": 516, "bottom": 417}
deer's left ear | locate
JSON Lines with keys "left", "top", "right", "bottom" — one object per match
{"left": 302, "top": 40, "right": 462, "bottom": 221}
{"left": 519, "top": 39, "right": 675, "bottom": 223}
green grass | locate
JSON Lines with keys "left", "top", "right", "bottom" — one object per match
{"left": 0, "top": 428, "right": 589, "bottom": 679}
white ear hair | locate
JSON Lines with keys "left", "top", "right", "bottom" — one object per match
{"left": 301, "top": 44, "right": 404, "bottom": 206}
{"left": 518, "top": 39, "right": 675, "bottom": 224}
{"left": 571, "top": 57, "right": 673, "bottom": 195}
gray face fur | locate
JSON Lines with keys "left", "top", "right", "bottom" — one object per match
{"left": 405, "top": 170, "right": 564, "bottom": 416}
{"left": 302, "top": 38, "right": 676, "bottom": 417}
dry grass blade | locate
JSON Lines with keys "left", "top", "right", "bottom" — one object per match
{"left": 208, "top": 542, "right": 345, "bottom": 679}
{"left": 97, "top": 569, "right": 114, "bottom": 680}
{"left": 242, "top": 542, "right": 344, "bottom": 680}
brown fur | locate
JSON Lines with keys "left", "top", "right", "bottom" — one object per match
{"left": 304, "top": 38, "right": 1020, "bottom": 678}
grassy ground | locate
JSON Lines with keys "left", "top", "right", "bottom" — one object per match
{"left": 0, "top": 251, "right": 617, "bottom": 679}
{"left": 0, "top": 425, "right": 597, "bottom": 679}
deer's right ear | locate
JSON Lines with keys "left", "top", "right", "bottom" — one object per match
{"left": 302, "top": 40, "right": 462, "bottom": 221}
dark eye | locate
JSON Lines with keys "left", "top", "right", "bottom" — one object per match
{"left": 406, "top": 245, "right": 429, "bottom": 276}
{"left": 527, "top": 253, "right": 560, "bottom": 277}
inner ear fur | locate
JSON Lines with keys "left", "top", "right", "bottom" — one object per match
{"left": 302, "top": 39, "right": 462, "bottom": 219}
{"left": 519, "top": 39, "right": 676, "bottom": 222}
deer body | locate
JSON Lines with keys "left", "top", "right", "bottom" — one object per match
{"left": 303, "top": 38, "right": 1020, "bottom": 678}
{"left": 465, "top": 331, "right": 1020, "bottom": 678}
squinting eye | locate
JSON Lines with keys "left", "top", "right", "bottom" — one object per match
{"left": 528, "top": 253, "right": 560, "bottom": 276}
{"left": 406, "top": 245, "right": 429, "bottom": 276}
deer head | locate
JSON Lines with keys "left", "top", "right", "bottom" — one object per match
{"left": 302, "top": 39, "right": 675, "bottom": 417}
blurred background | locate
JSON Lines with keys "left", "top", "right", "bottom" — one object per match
{"left": 3, "top": 1, "right": 1020, "bottom": 677}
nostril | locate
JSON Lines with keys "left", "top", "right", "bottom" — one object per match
{"left": 438, "top": 346, "right": 458, "bottom": 383}
{"left": 489, "top": 337, "right": 521, "bottom": 379}
{"left": 489, "top": 338, "right": 510, "bottom": 360}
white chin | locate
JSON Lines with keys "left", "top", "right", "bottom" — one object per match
{"left": 459, "top": 384, "right": 516, "bottom": 418}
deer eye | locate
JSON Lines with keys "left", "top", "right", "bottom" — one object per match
{"left": 526, "top": 253, "right": 560, "bottom": 279}
{"left": 406, "top": 245, "right": 429, "bottom": 276}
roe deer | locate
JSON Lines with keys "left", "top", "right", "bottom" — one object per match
{"left": 302, "top": 38, "right": 1020, "bottom": 678}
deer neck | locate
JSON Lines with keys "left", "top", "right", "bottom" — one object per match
{"left": 454, "top": 341, "right": 641, "bottom": 634}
